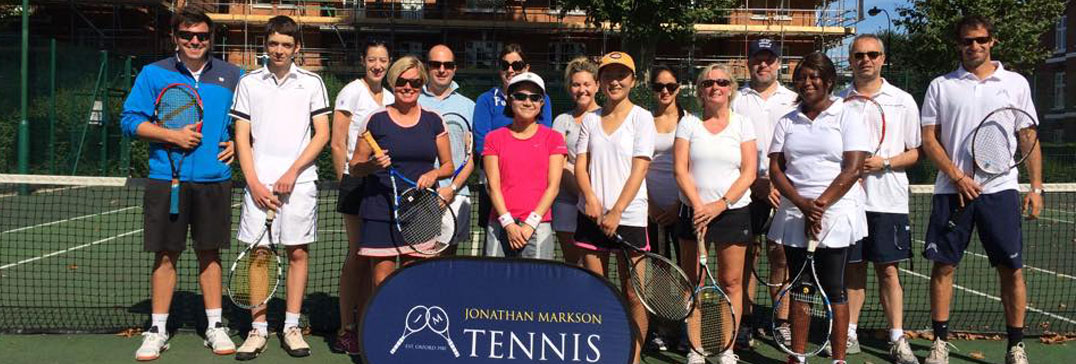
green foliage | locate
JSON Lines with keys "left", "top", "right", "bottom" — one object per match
{"left": 896, "top": 0, "right": 1066, "bottom": 75}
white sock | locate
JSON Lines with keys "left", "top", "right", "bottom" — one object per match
{"left": 151, "top": 313, "right": 169, "bottom": 334}
{"left": 848, "top": 323, "right": 858, "bottom": 338}
{"left": 795, "top": 355, "right": 807, "bottom": 363}
{"left": 252, "top": 321, "right": 268, "bottom": 336}
{"left": 890, "top": 328, "right": 905, "bottom": 343}
{"left": 284, "top": 312, "right": 301, "bottom": 330}
{"left": 206, "top": 308, "right": 222, "bottom": 328}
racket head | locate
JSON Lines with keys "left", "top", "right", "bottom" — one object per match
{"left": 694, "top": 285, "right": 737, "bottom": 355}
{"left": 771, "top": 263, "right": 834, "bottom": 357}
{"left": 844, "top": 95, "right": 885, "bottom": 155}
{"left": 154, "top": 83, "right": 203, "bottom": 130}
{"left": 971, "top": 107, "right": 1038, "bottom": 175}
{"left": 227, "top": 211, "right": 282, "bottom": 309}
{"left": 395, "top": 187, "right": 452, "bottom": 255}
{"left": 441, "top": 112, "right": 472, "bottom": 177}
{"left": 626, "top": 248, "right": 695, "bottom": 321}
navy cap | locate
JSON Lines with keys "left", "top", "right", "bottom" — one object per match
{"left": 749, "top": 38, "right": 781, "bottom": 58}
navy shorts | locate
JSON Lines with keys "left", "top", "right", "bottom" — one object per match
{"left": 848, "top": 212, "right": 913, "bottom": 264}
{"left": 677, "top": 205, "right": 752, "bottom": 244}
{"left": 573, "top": 214, "right": 649, "bottom": 252}
{"left": 923, "top": 190, "right": 1023, "bottom": 269}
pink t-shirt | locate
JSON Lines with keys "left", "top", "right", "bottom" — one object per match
{"left": 482, "top": 125, "right": 568, "bottom": 221}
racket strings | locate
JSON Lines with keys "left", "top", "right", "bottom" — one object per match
{"left": 630, "top": 256, "right": 694, "bottom": 320}
{"left": 791, "top": 290, "right": 828, "bottom": 318}
{"left": 230, "top": 247, "right": 279, "bottom": 308}
{"left": 973, "top": 122, "right": 1015, "bottom": 174}
{"left": 158, "top": 89, "right": 200, "bottom": 128}
{"left": 396, "top": 188, "right": 447, "bottom": 245}
{"left": 698, "top": 288, "right": 735, "bottom": 353}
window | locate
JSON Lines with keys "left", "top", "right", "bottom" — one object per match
{"left": 1055, "top": 72, "right": 1066, "bottom": 110}
{"left": 400, "top": 0, "right": 424, "bottom": 20}
{"left": 548, "top": 42, "right": 585, "bottom": 70}
{"left": 394, "top": 41, "right": 424, "bottom": 59}
{"left": 1057, "top": 15, "right": 1067, "bottom": 53}
{"left": 466, "top": 40, "right": 502, "bottom": 69}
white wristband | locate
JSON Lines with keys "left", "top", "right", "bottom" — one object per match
{"left": 498, "top": 213, "right": 515, "bottom": 228}
{"left": 524, "top": 211, "right": 542, "bottom": 230}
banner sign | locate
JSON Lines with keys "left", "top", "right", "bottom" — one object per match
{"left": 360, "top": 257, "right": 633, "bottom": 364}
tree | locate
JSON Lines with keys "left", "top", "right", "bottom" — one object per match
{"left": 896, "top": 0, "right": 1066, "bottom": 75}
{"left": 556, "top": 0, "right": 735, "bottom": 76}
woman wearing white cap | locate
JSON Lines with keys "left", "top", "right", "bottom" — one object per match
{"left": 483, "top": 72, "right": 568, "bottom": 259}
{"left": 574, "top": 51, "right": 656, "bottom": 364}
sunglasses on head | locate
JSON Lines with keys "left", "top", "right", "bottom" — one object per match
{"left": 176, "top": 31, "right": 211, "bottom": 42}
{"left": 700, "top": 79, "right": 732, "bottom": 88}
{"left": 961, "top": 36, "right": 992, "bottom": 46}
{"left": 853, "top": 51, "right": 883, "bottom": 60}
{"left": 395, "top": 77, "right": 423, "bottom": 89}
{"left": 651, "top": 82, "right": 679, "bottom": 93}
{"left": 499, "top": 60, "right": 527, "bottom": 72}
{"left": 510, "top": 92, "right": 543, "bottom": 102}
{"left": 428, "top": 61, "right": 456, "bottom": 70}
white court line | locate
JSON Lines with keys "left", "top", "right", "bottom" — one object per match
{"left": 0, "top": 205, "right": 141, "bottom": 235}
{"left": 900, "top": 268, "right": 1076, "bottom": 325}
{"left": 0, "top": 230, "right": 143, "bottom": 270}
{"left": 914, "top": 239, "right": 1076, "bottom": 280}
{"left": 1045, "top": 208, "right": 1076, "bottom": 215}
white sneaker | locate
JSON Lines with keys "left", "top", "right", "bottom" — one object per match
{"left": 135, "top": 326, "right": 169, "bottom": 361}
{"left": 281, "top": 326, "right": 311, "bottom": 357}
{"left": 890, "top": 337, "right": 920, "bottom": 364}
{"left": 686, "top": 350, "right": 707, "bottom": 364}
{"left": 204, "top": 322, "right": 236, "bottom": 355}
{"left": 1005, "top": 342, "right": 1028, "bottom": 364}
{"left": 718, "top": 349, "right": 739, "bottom": 364}
{"left": 774, "top": 323, "right": 792, "bottom": 348}
{"left": 924, "top": 339, "right": 956, "bottom": 364}
{"left": 236, "top": 330, "right": 268, "bottom": 361}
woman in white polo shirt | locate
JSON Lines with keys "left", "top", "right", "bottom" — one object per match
{"left": 768, "top": 52, "right": 870, "bottom": 364}
{"left": 574, "top": 51, "right": 656, "bottom": 364}
{"left": 674, "top": 63, "right": 757, "bottom": 364}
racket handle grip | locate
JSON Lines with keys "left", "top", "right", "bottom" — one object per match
{"left": 169, "top": 180, "right": 180, "bottom": 215}
{"left": 362, "top": 131, "right": 385, "bottom": 156}
{"left": 266, "top": 209, "right": 277, "bottom": 221}
{"left": 194, "top": 121, "right": 203, "bottom": 133}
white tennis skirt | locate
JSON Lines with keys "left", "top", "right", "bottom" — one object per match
{"left": 767, "top": 194, "right": 866, "bottom": 249}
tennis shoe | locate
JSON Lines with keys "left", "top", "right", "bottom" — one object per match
{"left": 824, "top": 334, "right": 860, "bottom": 356}
{"left": 647, "top": 334, "right": 669, "bottom": 351}
{"left": 924, "top": 339, "right": 956, "bottom": 364}
{"left": 332, "top": 329, "right": 359, "bottom": 355}
{"left": 718, "top": 349, "right": 739, "bottom": 364}
{"left": 282, "top": 327, "right": 311, "bottom": 357}
{"left": 890, "top": 337, "right": 920, "bottom": 364}
{"left": 135, "top": 326, "right": 169, "bottom": 361}
{"left": 203, "top": 322, "right": 236, "bottom": 355}
{"left": 236, "top": 330, "right": 268, "bottom": 361}
{"left": 686, "top": 350, "right": 707, "bottom": 364}
{"left": 1005, "top": 342, "right": 1028, "bottom": 364}
{"left": 735, "top": 326, "right": 755, "bottom": 350}
{"left": 775, "top": 323, "right": 793, "bottom": 347}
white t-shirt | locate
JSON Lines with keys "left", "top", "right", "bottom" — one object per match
{"left": 647, "top": 128, "right": 678, "bottom": 210}
{"left": 553, "top": 112, "right": 584, "bottom": 204}
{"left": 675, "top": 113, "right": 756, "bottom": 209}
{"left": 837, "top": 79, "right": 922, "bottom": 214}
{"left": 731, "top": 84, "right": 798, "bottom": 178}
{"left": 335, "top": 79, "right": 395, "bottom": 173}
{"left": 921, "top": 62, "right": 1038, "bottom": 195}
{"left": 230, "top": 64, "right": 331, "bottom": 185}
{"left": 769, "top": 97, "right": 871, "bottom": 199}
{"left": 575, "top": 105, "right": 657, "bottom": 227}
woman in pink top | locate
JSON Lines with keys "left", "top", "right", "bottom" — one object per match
{"left": 482, "top": 72, "right": 567, "bottom": 259}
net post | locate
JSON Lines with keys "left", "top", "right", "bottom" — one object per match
{"left": 17, "top": 0, "right": 30, "bottom": 194}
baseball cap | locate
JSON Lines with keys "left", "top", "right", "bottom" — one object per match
{"left": 599, "top": 51, "right": 636, "bottom": 73}
{"left": 749, "top": 38, "right": 782, "bottom": 58}
{"left": 506, "top": 72, "right": 546, "bottom": 94}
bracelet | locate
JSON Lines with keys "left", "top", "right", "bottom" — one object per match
{"left": 498, "top": 213, "right": 514, "bottom": 228}
{"left": 523, "top": 211, "right": 542, "bottom": 230}
{"left": 720, "top": 196, "right": 731, "bottom": 206}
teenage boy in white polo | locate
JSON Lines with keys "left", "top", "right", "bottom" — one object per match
{"left": 837, "top": 34, "right": 921, "bottom": 364}
{"left": 920, "top": 15, "right": 1043, "bottom": 364}
{"left": 231, "top": 15, "right": 331, "bottom": 360}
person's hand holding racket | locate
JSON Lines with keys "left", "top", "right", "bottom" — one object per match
{"left": 599, "top": 208, "right": 622, "bottom": 237}
{"left": 582, "top": 196, "right": 603, "bottom": 223}
{"left": 415, "top": 169, "right": 439, "bottom": 190}
{"left": 953, "top": 173, "right": 983, "bottom": 206}
{"left": 692, "top": 201, "right": 725, "bottom": 232}
{"left": 169, "top": 123, "right": 203, "bottom": 150}
{"left": 250, "top": 182, "right": 280, "bottom": 211}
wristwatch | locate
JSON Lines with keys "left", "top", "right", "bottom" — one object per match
{"left": 882, "top": 158, "right": 892, "bottom": 172}
{"left": 449, "top": 183, "right": 459, "bottom": 192}
{"left": 1030, "top": 187, "right": 1045, "bottom": 196}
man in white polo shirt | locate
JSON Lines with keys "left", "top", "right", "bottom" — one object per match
{"left": 920, "top": 15, "right": 1043, "bottom": 364}
{"left": 230, "top": 15, "right": 331, "bottom": 360}
{"left": 731, "top": 38, "right": 798, "bottom": 349}
{"left": 836, "top": 34, "right": 921, "bottom": 364}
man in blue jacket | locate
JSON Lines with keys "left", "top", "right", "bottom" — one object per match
{"left": 120, "top": 8, "right": 242, "bottom": 361}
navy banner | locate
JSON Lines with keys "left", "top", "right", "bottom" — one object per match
{"left": 360, "top": 257, "right": 633, "bottom": 364}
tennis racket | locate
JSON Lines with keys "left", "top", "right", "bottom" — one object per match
{"left": 844, "top": 95, "right": 886, "bottom": 155}
{"left": 441, "top": 112, "right": 473, "bottom": 185}
{"left": 590, "top": 217, "right": 695, "bottom": 322}
{"left": 947, "top": 106, "right": 1039, "bottom": 230}
{"left": 772, "top": 237, "right": 834, "bottom": 358}
{"left": 362, "top": 131, "right": 455, "bottom": 255}
{"left": 751, "top": 209, "right": 785, "bottom": 288}
{"left": 227, "top": 208, "right": 282, "bottom": 309}
{"left": 153, "top": 83, "right": 204, "bottom": 215}
{"left": 689, "top": 229, "right": 736, "bottom": 356}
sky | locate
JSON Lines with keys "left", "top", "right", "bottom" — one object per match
{"left": 855, "top": 0, "right": 907, "bottom": 34}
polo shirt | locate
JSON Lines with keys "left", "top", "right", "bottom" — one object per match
{"left": 731, "top": 83, "right": 798, "bottom": 178}
{"left": 419, "top": 81, "right": 477, "bottom": 195}
{"left": 769, "top": 97, "right": 871, "bottom": 199}
{"left": 335, "top": 78, "right": 394, "bottom": 173}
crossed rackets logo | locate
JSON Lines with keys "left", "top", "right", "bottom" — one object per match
{"left": 389, "top": 305, "right": 460, "bottom": 357}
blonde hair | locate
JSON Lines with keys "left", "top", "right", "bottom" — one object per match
{"left": 563, "top": 56, "right": 598, "bottom": 91}
{"left": 386, "top": 55, "right": 427, "bottom": 90}
{"left": 695, "top": 63, "right": 739, "bottom": 105}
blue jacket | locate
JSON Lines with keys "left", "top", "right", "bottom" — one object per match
{"left": 472, "top": 87, "right": 553, "bottom": 156}
{"left": 121, "top": 56, "right": 242, "bottom": 182}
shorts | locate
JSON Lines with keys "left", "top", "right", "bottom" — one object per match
{"left": 143, "top": 180, "right": 232, "bottom": 252}
{"left": 336, "top": 174, "right": 364, "bottom": 215}
{"left": 848, "top": 212, "right": 912, "bottom": 264}
{"left": 748, "top": 199, "right": 774, "bottom": 236}
{"left": 237, "top": 182, "right": 318, "bottom": 247}
{"left": 476, "top": 186, "right": 491, "bottom": 229}
{"left": 552, "top": 199, "right": 578, "bottom": 233}
{"left": 923, "top": 190, "right": 1023, "bottom": 269}
{"left": 437, "top": 196, "right": 471, "bottom": 246}
{"left": 784, "top": 245, "right": 849, "bottom": 304}
{"left": 573, "top": 213, "right": 649, "bottom": 252}
{"left": 484, "top": 221, "right": 555, "bottom": 259}
{"left": 677, "top": 205, "right": 752, "bottom": 244}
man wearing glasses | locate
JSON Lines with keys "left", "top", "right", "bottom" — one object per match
{"left": 419, "top": 44, "right": 477, "bottom": 255}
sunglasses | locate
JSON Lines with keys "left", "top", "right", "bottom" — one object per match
{"left": 510, "top": 92, "right": 543, "bottom": 102}
{"left": 651, "top": 82, "right": 680, "bottom": 93}
{"left": 176, "top": 31, "right": 211, "bottom": 42}
{"left": 428, "top": 61, "right": 456, "bottom": 70}
{"left": 961, "top": 36, "right": 992, "bottom": 46}
{"left": 700, "top": 79, "right": 733, "bottom": 88}
{"left": 499, "top": 60, "right": 527, "bottom": 72}
{"left": 853, "top": 51, "right": 883, "bottom": 60}
{"left": 395, "top": 77, "right": 423, "bottom": 89}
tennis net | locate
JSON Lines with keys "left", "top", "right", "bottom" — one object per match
{"left": 1, "top": 174, "right": 1074, "bottom": 335}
